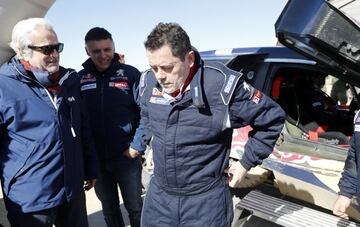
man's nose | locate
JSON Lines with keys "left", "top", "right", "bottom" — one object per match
{"left": 99, "top": 50, "right": 107, "bottom": 58}
{"left": 156, "top": 70, "right": 167, "bottom": 80}
{"left": 49, "top": 49, "right": 59, "bottom": 57}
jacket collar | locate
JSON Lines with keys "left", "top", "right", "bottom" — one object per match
{"left": 189, "top": 48, "right": 205, "bottom": 108}
{"left": 8, "top": 57, "right": 34, "bottom": 83}
{"left": 5, "top": 56, "right": 73, "bottom": 86}
{"left": 82, "top": 53, "right": 121, "bottom": 75}
{"left": 150, "top": 48, "right": 205, "bottom": 108}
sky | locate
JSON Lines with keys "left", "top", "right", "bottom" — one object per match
{"left": 46, "top": 0, "right": 287, "bottom": 71}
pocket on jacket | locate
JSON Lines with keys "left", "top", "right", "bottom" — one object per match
{"left": 2, "top": 139, "right": 37, "bottom": 195}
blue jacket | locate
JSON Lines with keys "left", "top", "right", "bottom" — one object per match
{"left": 0, "top": 57, "right": 98, "bottom": 212}
{"left": 78, "top": 55, "right": 145, "bottom": 161}
{"left": 140, "top": 51, "right": 285, "bottom": 194}
{"left": 338, "top": 111, "right": 360, "bottom": 204}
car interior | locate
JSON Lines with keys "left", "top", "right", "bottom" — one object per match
{"left": 271, "top": 68, "right": 359, "bottom": 147}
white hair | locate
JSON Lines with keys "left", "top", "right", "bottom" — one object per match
{"left": 9, "top": 18, "right": 55, "bottom": 60}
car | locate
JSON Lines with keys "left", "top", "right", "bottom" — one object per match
{"left": 1, "top": 0, "right": 360, "bottom": 224}
{"left": 200, "top": 0, "right": 360, "bottom": 221}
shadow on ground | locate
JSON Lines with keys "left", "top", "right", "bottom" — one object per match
{"left": 88, "top": 203, "right": 130, "bottom": 227}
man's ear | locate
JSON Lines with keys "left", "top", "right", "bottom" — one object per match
{"left": 19, "top": 48, "right": 28, "bottom": 61}
{"left": 187, "top": 50, "right": 195, "bottom": 67}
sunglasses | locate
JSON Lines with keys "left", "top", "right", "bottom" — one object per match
{"left": 28, "top": 43, "right": 64, "bottom": 55}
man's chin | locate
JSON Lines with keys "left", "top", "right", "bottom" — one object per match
{"left": 163, "top": 89, "right": 177, "bottom": 95}
{"left": 47, "top": 65, "right": 59, "bottom": 74}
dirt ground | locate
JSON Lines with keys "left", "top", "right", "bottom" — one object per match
{"left": 0, "top": 170, "right": 152, "bottom": 227}
{"left": 0, "top": 171, "right": 280, "bottom": 227}
{"left": 0, "top": 187, "right": 110, "bottom": 227}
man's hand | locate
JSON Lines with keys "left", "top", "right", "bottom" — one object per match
{"left": 333, "top": 195, "right": 351, "bottom": 219}
{"left": 123, "top": 147, "right": 140, "bottom": 159}
{"left": 145, "top": 148, "right": 154, "bottom": 172}
{"left": 226, "top": 161, "right": 247, "bottom": 188}
{"left": 84, "top": 179, "right": 96, "bottom": 191}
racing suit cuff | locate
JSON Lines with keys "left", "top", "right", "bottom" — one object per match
{"left": 338, "top": 188, "right": 355, "bottom": 199}
{"left": 239, "top": 158, "right": 252, "bottom": 171}
{"left": 130, "top": 143, "right": 146, "bottom": 155}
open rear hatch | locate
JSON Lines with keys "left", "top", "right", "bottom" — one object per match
{"left": 275, "top": 0, "right": 360, "bottom": 79}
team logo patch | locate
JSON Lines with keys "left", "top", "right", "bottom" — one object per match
{"left": 224, "top": 75, "right": 236, "bottom": 94}
{"left": 81, "top": 83, "right": 97, "bottom": 91}
{"left": 80, "top": 73, "right": 96, "bottom": 83}
{"left": 84, "top": 73, "right": 94, "bottom": 79}
{"left": 149, "top": 97, "right": 172, "bottom": 105}
{"left": 355, "top": 125, "right": 360, "bottom": 132}
{"left": 67, "top": 96, "right": 76, "bottom": 102}
{"left": 243, "top": 81, "right": 251, "bottom": 92}
{"left": 252, "top": 90, "right": 262, "bottom": 104}
{"left": 356, "top": 117, "right": 360, "bottom": 123}
{"left": 80, "top": 78, "right": 96, "bottom": 83}
{"left": 116, "top": 69, "right": 125, "bottom": 76}
{"left": 354, "top": 110, "right": 360, "bottom": 124}
{"left": 312, "top": 102, "right": 322, "bottom": 107}
{"left": 110, "top": 76, "right": 128, "bottom": 81}
{"left": 152, "top": 88, "right": 162, "bottom": 96}
{"left": 243, "top": 81, "right": 255, "bottom": 98}
{"left": 109, "top": 82, "right": 129, "bottom": 89}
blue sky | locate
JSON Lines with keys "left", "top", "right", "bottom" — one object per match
{"left": 46, "top": 0, "right": 287, "bottom": 71}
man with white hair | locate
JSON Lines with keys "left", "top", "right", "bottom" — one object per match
{"left": 0, "top": 18, "right": 98, "bottom": 227}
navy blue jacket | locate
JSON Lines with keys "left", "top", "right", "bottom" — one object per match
{"left": 140, "top": 51, "right": 285, "bottom": 194}
{"left": 78, "top": 55, "right": 145, "bottom": 161}
{"left": 0, "top": 57, "right": 98, "bottom": 212}
{"left": 338, "top": 111, "right": 360, "bottom": 205}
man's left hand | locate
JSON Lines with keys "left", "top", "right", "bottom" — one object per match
{"left": 84, "top": 179, "right": 96, "bottom": 191}
{"left": 123, "top": 147, "right": 140, "bottom": 158}
{"left": 226, "top": 161, "right": 247, "bottom": 188}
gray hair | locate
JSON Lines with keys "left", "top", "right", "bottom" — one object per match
{"left": 9, "top": 18, "right": 55, "bottom": 60}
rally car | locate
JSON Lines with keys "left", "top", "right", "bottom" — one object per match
{"left": 201, "top": 0, "right": 360, "bottom": 221}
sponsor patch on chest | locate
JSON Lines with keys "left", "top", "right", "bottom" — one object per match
{"left": 312, "top": 101, "right": 322, "bottom": 107}
{"left": 224, "top": 74, "right": 236, "bottom": 94}
{"left": 354, "top": 110, "right": 360, "bottom": 125}
{"left": 109, "top": 81, "right": 129, "bottom": 89}
{"left": 149, "top": 96, "right": 172, "bottom": 105}
{"left": 355, "top": 112, "right": 360, "bottom": 124}
{"left": 355, "top": 125, "right": 360, "bottom": 132}
{"left": 110, "top": 76, "right": 128, "bottom": 81}
{"left": 252, "top": 90, "right": 262, "bottom": 104}
{"left": 152, "top": 88, "right": 162, "bottom": 96}
{"left": 80, "top": 78, "right": 96, "bottom": 83}
{"left": 80, "top": 73, "right": 96, "bottom": 83}
{"left": 81, "top": 83, "right": 97, "bottom": 91}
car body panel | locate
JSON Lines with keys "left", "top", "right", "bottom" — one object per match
{"left": 2, "top": 0, "right": 360, "bottom": 223}
{"left": 0, "top": 0, "right": 55, "bottom": 64}
{"left": 200, "top": 45, "right": 360, "bottom": 220}
{"left": 330, "top": 0, "right": 360, "bottom": 21}
{"left": 276, "top": 0, "right": 360, "bottom": 79}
